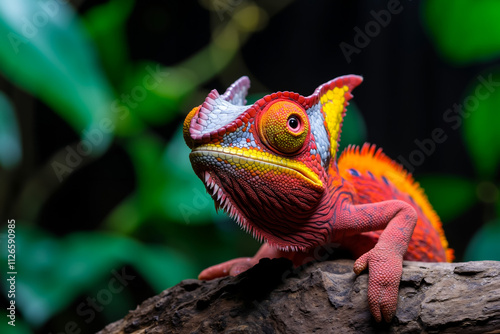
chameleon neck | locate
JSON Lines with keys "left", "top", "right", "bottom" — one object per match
{"left": 305, "top": 163, "right": 357, "bottom": 246}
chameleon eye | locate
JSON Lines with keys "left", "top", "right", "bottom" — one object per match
{"left": 287, "top": 116, "right": 300, "bottom": 131}
{"left": 258, "top": 100, "right": 309, "bottom": 154}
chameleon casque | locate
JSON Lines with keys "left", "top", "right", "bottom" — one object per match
{"left": 183, "top": 75, "right": 453, "bottom": 322}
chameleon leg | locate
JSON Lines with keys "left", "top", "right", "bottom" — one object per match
{"left": 198, "top": 243, "right": 283, "bottom": 280}
{"left": 198, "top": 241, "right": 339, "bottom": 280}
{"left": 336, "top": 199, "right": 417, "bottom": 322}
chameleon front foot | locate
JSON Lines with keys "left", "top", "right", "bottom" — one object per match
{"left": 198, "top": 257, "right": 256, "bottom": 280}
{"left": 198, "top": 243, "right": 283, "bottom": 280}
{"left": 353, "top": 247, "right": 404, "bottom": 323}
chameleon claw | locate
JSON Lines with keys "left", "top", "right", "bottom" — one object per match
{"left": 353, "top": 252, "right": 369, "bottom": 275}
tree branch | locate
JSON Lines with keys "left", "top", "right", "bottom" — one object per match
{"left": 98, "top": 259, "right": 500, "bottom": 334}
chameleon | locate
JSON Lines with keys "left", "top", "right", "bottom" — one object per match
{"left": 183, "top": 75, "right": 453, "bottom": 322}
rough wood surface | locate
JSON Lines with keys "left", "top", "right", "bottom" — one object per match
{"left": 97, "top": 258, "right": 500, "bottom": 334}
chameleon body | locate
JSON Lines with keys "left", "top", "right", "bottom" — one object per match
{"left": 183, "top": 75, "right": 453, "bottom": 322}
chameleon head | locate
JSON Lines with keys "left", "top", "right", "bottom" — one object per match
{"left": 184, "top": 75, "right": 362, "bottom": 251}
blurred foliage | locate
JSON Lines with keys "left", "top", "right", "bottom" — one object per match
{"left": 423, "top": 0, "right": 500, "bottom": 64}
{"left": 420, "top": 3, "right": 500, "bottom": 261}
{"left": 0, "top": 0, "right": 499, "bottom": 333}
{"left": 338, "top": 102, "right": 366, "bottom": 153}
{"left": 12, "top": 225, "right": 195, "bottom": 326}
{"left": 465, "top": 219, "right": 500, "bottom": 261}
{"left": 463, "top": 71, "right": 500, "bottom": 179}
{"left": 0, "top": 93, "right": 21, "bottom": 169}
{"left": 0, "top": 0, "right": 115, "bottom": 155}
{"left": 417, "top": 176, "right": 477, "bottom": 223}
{"left": 82, "top": 0, "right": 134, "bottom": 86}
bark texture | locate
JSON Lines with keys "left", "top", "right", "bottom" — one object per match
{"left": 98, "top": 258, "right": 500, "bottom": 334}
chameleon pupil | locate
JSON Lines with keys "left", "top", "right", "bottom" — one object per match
{"left": 288, "top": 116, "right": 299, "bottom": 130}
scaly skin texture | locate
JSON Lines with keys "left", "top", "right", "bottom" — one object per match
{"left": 183, "top": 75, "right": 453, "bottom": 322}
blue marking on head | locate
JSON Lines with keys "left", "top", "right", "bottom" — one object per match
{"left": 306, "top": 102, "right": 330, "bottom": 168}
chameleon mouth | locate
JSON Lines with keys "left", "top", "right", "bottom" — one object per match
{"left": 203, "top": 170, "right": 306, "bottom": 252}
{"left": 191, "top": 146, "right": 323, "bottom": 252}
{"left": 202, "top": 170, "right": 267, "bottom": 244}
{"left": 190, "top": 146, "right": 323, "bottom": 189}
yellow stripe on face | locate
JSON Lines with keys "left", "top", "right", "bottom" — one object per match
{"left": 191, "top": 145, "right": 323, "bottom": 189}
{"left": 320, "top": 86, "right": 348, "bottom": 157}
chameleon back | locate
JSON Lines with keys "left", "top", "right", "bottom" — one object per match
{"left": 338, "top": 144, "right": 454, "bottom": 262}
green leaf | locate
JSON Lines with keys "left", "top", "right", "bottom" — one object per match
{"left": 120, "top": 126, "right": 216, "bottom": 229}
{"left": 82, "top": 0, "right": 134, "bottom": 86}
{"left": 1, "top": 225, "right": 196, "bottom": 327}
{"left": 465, "top": 219, "right": 500, "bottom": 261}
{"left": 462, "top": 72, "right": 500, "bottom": 179}
{"left": 0, "top": 0, "right": 115, "bottom": 154}
{"left": 124, "top": 135, "right": 166, "bottom": 219}
{"left": 423, "top": 0, "right": 500, "bottom": 64}
{"left": 0, "top": 92, "right": 21, "bottom": 169}
{"left": 119, "top": 62, "right": 177, "bottom": 125}
{"left": 417, "top": 175, "right": 477, "bottom": 223}
{"left": 160, "top": 125, "right": 218, "bottom": 224}
{"left": 102, "top": 136, "right": 163, "bottom": 233}
{"left": 339, "top": 101, "right": 366, "bottom": 153}
{"left": 4, "top": 227, "right": 128, "bottom": 326}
